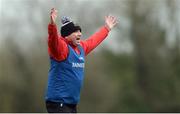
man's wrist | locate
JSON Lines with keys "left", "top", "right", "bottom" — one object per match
{"left": 105, "top": 24, "right": 111, "bottom": 31}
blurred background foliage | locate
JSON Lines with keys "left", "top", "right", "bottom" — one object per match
{"left": 0, "top": 0, "right": 180, "bottom": 112}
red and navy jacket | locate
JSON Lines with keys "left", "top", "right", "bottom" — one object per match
{"left": 46, "top": 23, "right": 110, "bottom": 104}
{"left": 48, "top": 24, "right": 110, "bottom": 61}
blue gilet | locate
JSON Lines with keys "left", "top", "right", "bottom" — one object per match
{"left": 45, "top": 45, "right": 85, "bottom": 104}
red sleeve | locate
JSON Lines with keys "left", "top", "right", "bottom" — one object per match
{"left": 80, "top": 26, "right": 109, "bottom": 56}
{"left": 48, "top": 24, "right": 68, "bottom": 61}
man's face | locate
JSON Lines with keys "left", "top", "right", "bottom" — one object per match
{"left": 66, "top": 30, "right": 82, "bottom": 46}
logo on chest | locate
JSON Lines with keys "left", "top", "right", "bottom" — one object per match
{"left": 72, "top": 62, "right": 85, "bottom": 68}
{"left": 79, "top": 57, "right": 84, "bottom": 61}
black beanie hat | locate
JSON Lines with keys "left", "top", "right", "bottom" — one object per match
{"left": 60, "top": 16, "right": 81, "bottom": 37}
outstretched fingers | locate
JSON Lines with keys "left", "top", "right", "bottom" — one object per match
{"left": 105, "top": 15, "right": 118, "bottom": 30}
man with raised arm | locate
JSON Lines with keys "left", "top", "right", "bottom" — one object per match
{"left": 45, "top": 8, "right": 117, "bottom": 113}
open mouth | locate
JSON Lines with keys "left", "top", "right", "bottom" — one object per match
{"left": 76, "top": 37, "right": 80, "bottom": 40}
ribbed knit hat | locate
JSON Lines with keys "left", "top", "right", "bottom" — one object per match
{"left": 60, "top": 16, "right": 81, "bottom": 37}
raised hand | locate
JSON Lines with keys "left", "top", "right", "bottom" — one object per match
{"left": 105, "top": 15, "right": 118, "bottom": 31}
{"left": 50, "top": 8, "right": 58, "bottom": 24}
